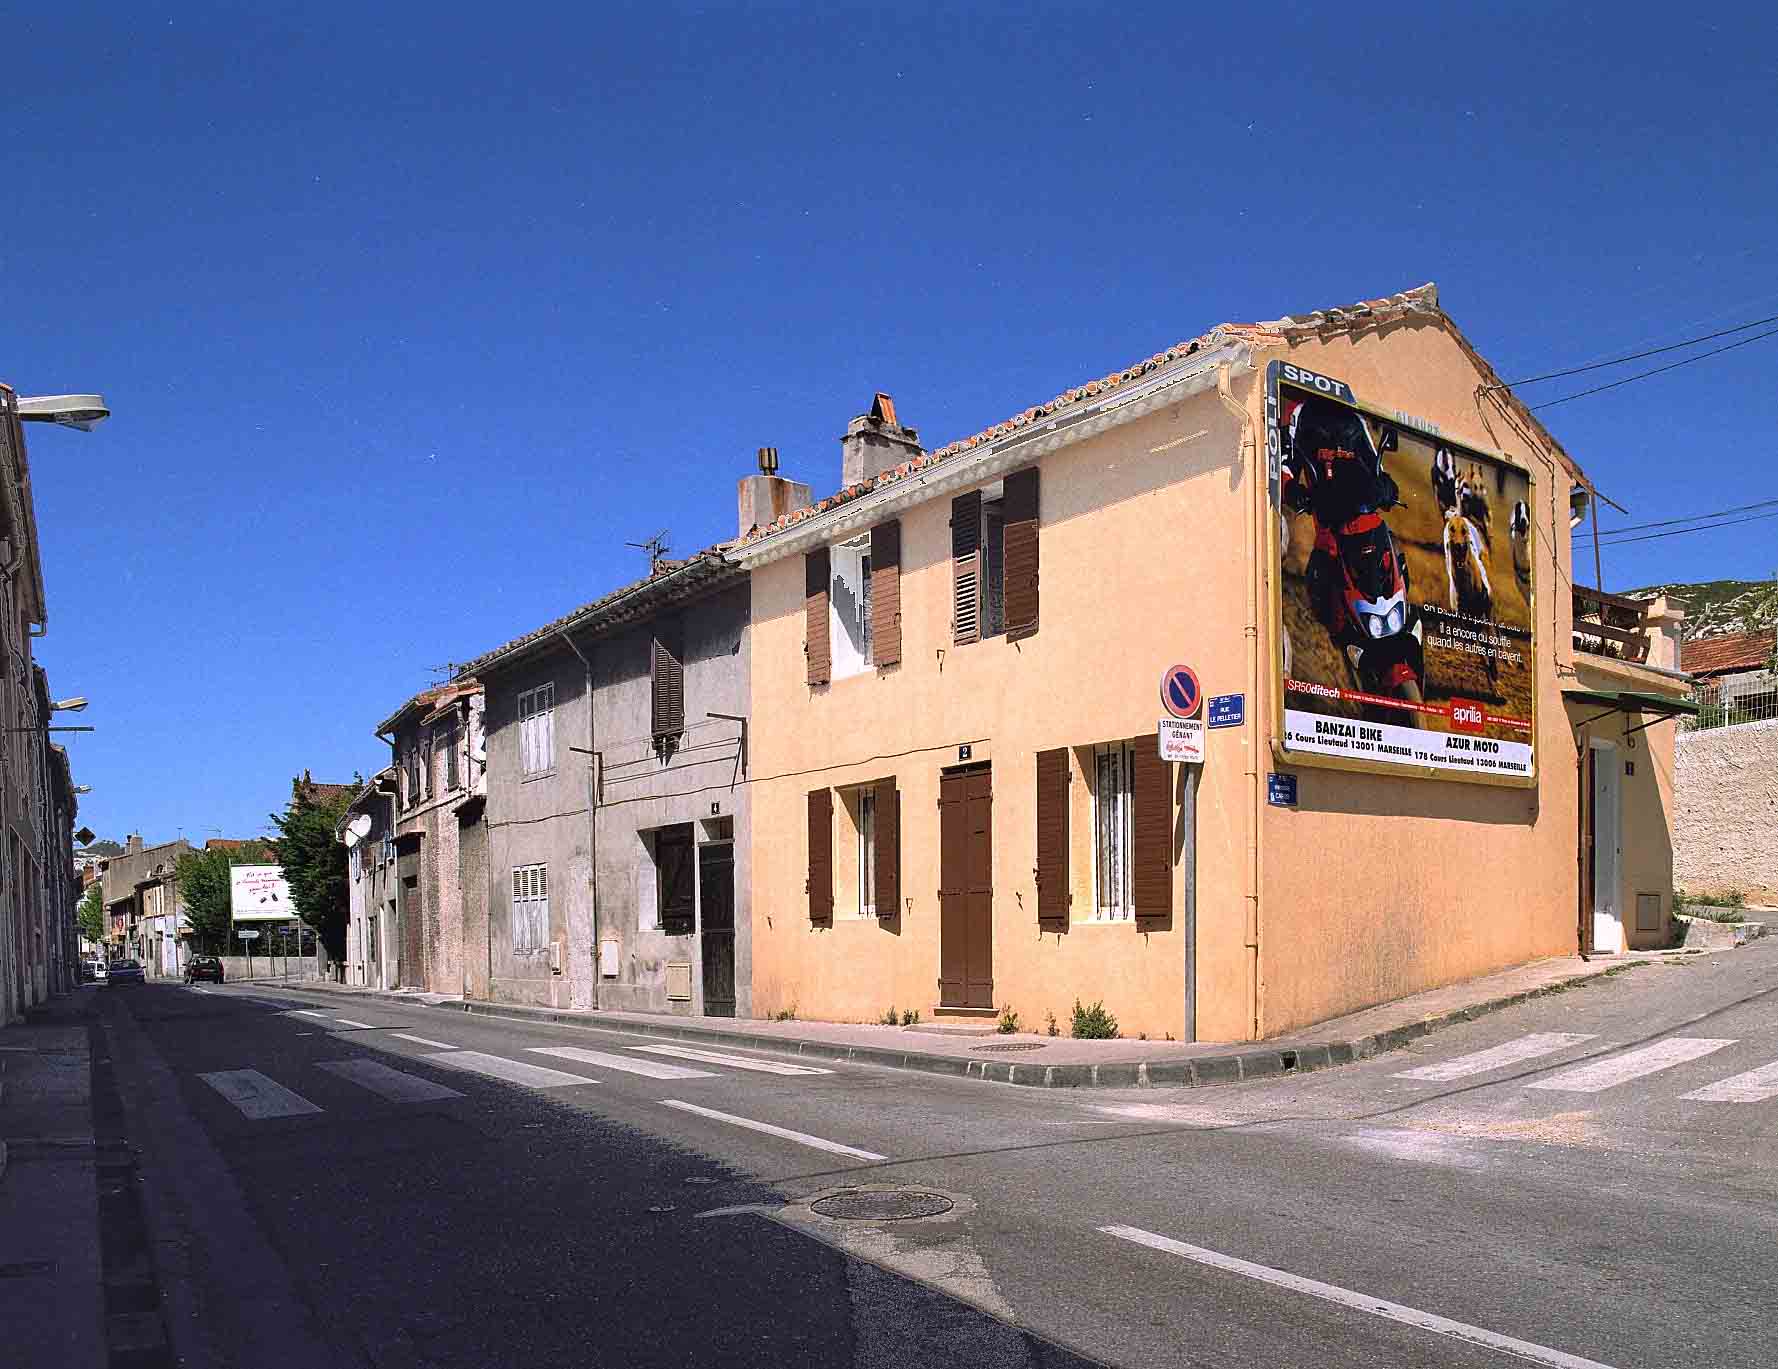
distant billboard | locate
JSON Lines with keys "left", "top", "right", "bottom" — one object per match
{"left": 230, "top": 864, "right": 297, "bottom": 923}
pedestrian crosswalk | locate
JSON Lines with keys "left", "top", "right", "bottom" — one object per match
{"left": 1393, "top": 1031, "right": 1778, "bottom": 1105}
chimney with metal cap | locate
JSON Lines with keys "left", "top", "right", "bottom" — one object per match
{"left": 839, "top": 392, "right": 922, "bottom": 489}
{"left": 737, "top": 446, "right": 812, "bottom": 539}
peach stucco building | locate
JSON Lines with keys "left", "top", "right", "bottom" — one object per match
{"left": 733, "top": 285, "right": 1692, "bottom": 1042}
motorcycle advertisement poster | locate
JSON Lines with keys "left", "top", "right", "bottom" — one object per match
{"left": 1266, "top": 362, "right": 1536, "bottom": 783}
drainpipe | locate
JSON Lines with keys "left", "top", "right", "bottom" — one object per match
{"left": 554, "top": 627, "right": 599, "bottom": 1009}
{"left": 1217, "top": 362, "right": 1264, "bottom": 1041}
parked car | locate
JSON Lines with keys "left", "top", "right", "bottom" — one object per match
{"left": 105, "top": 958, "right": 146, "bottom": 986}
{"left": 92, "top": 960, "right": 109, "bottom": 983}
{"left": 80, "top": 958, "right": 102, "bottom": 982}
{"left": 184, "top": 955, "right": 224, "bottom": 984}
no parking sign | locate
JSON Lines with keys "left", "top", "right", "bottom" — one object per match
{"left": 1160, "top": 664, "right": 1201, "bottom": 720}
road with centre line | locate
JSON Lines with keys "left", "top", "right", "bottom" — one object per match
{"left": 97, "top": 940, "right": 1778, "bottom": 1368}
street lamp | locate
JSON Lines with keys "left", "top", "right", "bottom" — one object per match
{"left": 16, "top": 395, "right": 109, "bottom": 431}
{"left": 51, "top": 697, "right": 88, "bottom": 712}
{"left": 73, "top": 785, "right": 92, "bottom": 795}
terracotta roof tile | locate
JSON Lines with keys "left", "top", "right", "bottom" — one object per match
{"left": 1682, "top": 629, "right": 1775, "bottom": 677}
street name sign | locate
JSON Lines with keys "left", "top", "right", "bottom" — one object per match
{"left": 1208, "top": 693, "right": 1245, "bottom": 729}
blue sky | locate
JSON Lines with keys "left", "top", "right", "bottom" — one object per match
{"left": 11, "top": 1, "right": 1777, "bottom": 844}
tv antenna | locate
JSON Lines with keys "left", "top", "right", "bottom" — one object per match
{"left": 625, "top": 530, "right": 671, "bottom": 574}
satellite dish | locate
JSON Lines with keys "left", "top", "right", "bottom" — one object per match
{"left": 342, "top": 829, "right": 359, "bottom": 849}
{"left": 349, "top": 814, "right": 373, "bottom": 839}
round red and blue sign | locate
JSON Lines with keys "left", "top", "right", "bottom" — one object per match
{"left": 1161, "top": 664, "right": 1201, "bottom": 720}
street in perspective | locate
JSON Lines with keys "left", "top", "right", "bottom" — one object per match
{"left": 5, "top": 6, "right": 1778, "bottom": 1368}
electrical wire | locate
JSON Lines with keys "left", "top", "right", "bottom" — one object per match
{"left": 1595, "top": 496, "right": 1778, "bottom": 538}
{"left": 1594, "top": 507, "right": 1778, "bottom": 547}
{"left": 1530, "top": 324, "right": 1778, "bottom": 411}
{"left": 1496, "top": 312, "right": 1778, "bottom": 387}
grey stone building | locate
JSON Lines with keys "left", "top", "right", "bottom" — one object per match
{"left": 339, "top": 768, "right": 399, "bottom": 989}
{"left": 99, "top": 834, "right": 192, "bottom": 977}
{"left": 459, "top": 549, "right": 753, "bottom": 1015}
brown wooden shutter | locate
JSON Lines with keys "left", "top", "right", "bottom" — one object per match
{"left": 651, "top": 623, "right": 685, "bottom": 741}
{"left": 1003, "top": 466, "right": 1040, "bottom": 641}
{"left": 1035, "top": 747, "right": 1069, "bottom": 932}
{"left": 951, "top": 491, "right": 982, "bottom": 645}
{"left": 805, "top": 548, "right": 831, "bottom": 686}
{"left": 1132, "top": 738, "right": 1173, "bottom": 931}
{"left": 870, "top": 521, "right": 902, "bottom": 667}
{"left": 807, "top": 788, "right": 833, "bottom": 926}
{"left": 873, "top": 777, "right": 899, "bottom": 918}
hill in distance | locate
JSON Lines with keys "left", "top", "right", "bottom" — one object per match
{"left": 1623, "top": 579, "right": 1772, "bottom": 640}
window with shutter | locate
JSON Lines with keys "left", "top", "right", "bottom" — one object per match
{"left": 652, "top": 626, "right": 686, "bottom": 744}
{"left": 951, "top": 491, "right": 982, "bottom": 645}
{"left": 807, "top": 788, "right": 834, "bottom": 926}
{"left": 857, "top": 789, "right": 876, "bottom": 917}
{"left": 1035, "top": 747, "right": 1069, "bottom": 931}
{"left": 1003, "top": 466, "right": 1040, "bottom": 640}
{"left": 870, "top": 521, "right": 902, "bottom": 667}
{"left": 517, "top": 684, "right": 555, "bottom": 775}
{"left": 1092, "top": 743, "right": 1133, "bottom": 920}
{"left": 1131, "top": 738, "right": 1173, "bottom": 931}
{"left": 805, "top": 549, "right": 832, "bottom": 685}
{"left": 511, "top": 862, "right": 550, "bottom": 952}
{"left": 873, "top": 776, "right": 899, "bottom": 919}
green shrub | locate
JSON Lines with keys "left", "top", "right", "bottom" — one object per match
{"left": 900, "top": 1008, "right": 920, "bottom": 1026}
{"left": 997, "top": 1005, "right": 1020, "bottom": 1034}
{"left": 772, "top": 1005, "right": 798, "bottom": 1022}
{"left": 1070, "top": 999, "right": 1120, "bottom": 1040}
{"left": 1046, "top": 1011, "right": 1059, "bottom": 1038}
{"left": 880, "top": 1007, "right": 900, "bottom": 1026}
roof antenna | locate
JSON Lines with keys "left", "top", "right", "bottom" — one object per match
{"left": 626, "top": 530, "right": 671, "bottom": 575}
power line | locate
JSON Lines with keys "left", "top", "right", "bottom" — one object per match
{"left": 1530, "top": 325, "right": 1778, "bottom": 411}
{"left": 1597, "top": 496, "right": 1778, "bottom": 538}
{"left": 1595, "top": 508, "right": 1778, "bottom": 547}
{"left": 1494, "top": 311, "right": 1778, "bottom": 388}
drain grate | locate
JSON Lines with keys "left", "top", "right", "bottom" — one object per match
{"left": 971, "top": 1042, "right": 1044, "bottom": 1053}
{"left": 811, "top": 1190, "right": 955, "bottom": 1221}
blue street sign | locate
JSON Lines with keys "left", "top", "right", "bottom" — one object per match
{"left": 1267, "top": 773, "right": 1298, "bottom": 808}
{"left": 1208, "top": 693, "right": 1245, "bottom": 729}
{"left": 1161, "top": 664, "right": 1201, "bottom": 720}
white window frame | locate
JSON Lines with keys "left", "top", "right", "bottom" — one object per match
{"left": 1091, "top": 742, "right": 1134, "bottom": 921}
{"left": 511, "top": 863, "right": 549, "bottom": 954}
{"left": 856, "top": 788, "right": 876, "bottom": 918}
{"left": 828, "top": 534, "right": 874, "bottom": 681}
{"left": 517, "top": 683, "right": 555, "bottom": 777}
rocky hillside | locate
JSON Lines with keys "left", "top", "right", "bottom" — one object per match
{"left": 1624, "top": 579, "right": 1772, "bottom": 640}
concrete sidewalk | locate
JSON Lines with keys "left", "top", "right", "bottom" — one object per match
{"left": 267, "top": 949, "right": 1678, "bottom": 1088}
{"left": 0, "top": 993, "right": 105, "bottom": 1369}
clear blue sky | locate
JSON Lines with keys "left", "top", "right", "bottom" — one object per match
{"left": 11, "top": 1, "right": 1777, "bottom": 845}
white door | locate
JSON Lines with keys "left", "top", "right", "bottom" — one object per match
{"left": 1590, "top": 740, "right": 1623, "bottom": 954}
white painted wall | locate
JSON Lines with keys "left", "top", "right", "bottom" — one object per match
{"left": 1674, "top": 719, "right": 1778, "bottom": 903}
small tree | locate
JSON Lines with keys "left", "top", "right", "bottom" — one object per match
{"left": 77, "top": 882, "right": 106, "bottom": 946}
{"left": 269, "top": 793, "right": 349, "bottom": 963}
{"left": 175, "top": 842, "right": 269, "bottom": 954}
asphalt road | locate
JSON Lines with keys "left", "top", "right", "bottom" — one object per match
{"left": 94, "top": 941, "right": 1778, "bottom": 1368}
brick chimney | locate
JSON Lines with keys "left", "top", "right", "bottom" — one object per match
{"left": 737, "top": 446, "right": 812, "bottom": 539}
{"left": 126, "top": 832, "right": 143, "bottom": 853}
{"left": 839, "top": 393, "right": 922, "bottom": 488}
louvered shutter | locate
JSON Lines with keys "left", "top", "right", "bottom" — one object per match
{"left": 1035, "top": 747, "right": 1069, "bottom": 932}
{"left": 652, "top": 626, "right": 685, "bottom": 740}
{"left": 1131, "top": 738, "right": 1173, "bottom": 931}
{"left": 869, "top": 521, "right": 902, "bottom": 667}
{"left": 805, "top": 548, "right": 831, "bottom": 686}
{"left": 951, "top": 491, "right": 982, "bottom": 645}
{"left": 1004, "top": 466, "right": 1040, "bottom": 641}
{"left": 807, "top": 788, "right": 834, "bottom": 925}
{"left": 873, "top": 777, "right": 899, "bottom": 918}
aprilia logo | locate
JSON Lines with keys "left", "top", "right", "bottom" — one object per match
{"left": 1449, "top": 700, "right": 1486, "bottom": 732}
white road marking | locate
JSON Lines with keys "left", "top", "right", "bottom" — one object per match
{"left": 659, "top": 1100, "right": 886, "bottom": 1160}
{"left": 1526, "top": 1037, "right": 1735, "bottom": 1094}
{"left": 390, "top": 1032, "right": 458, "bottom": 1050}
{"left": 1100, "top": 1225, "right": 1619, "bottom": 1369}
{"left": 199, "top": 1069, "right": 323, "bottom": 1120}
{"left": 527, "top": 1045, "right": 715, "bottom": 1080}
{"left": 423, "top": 1050, "right": 596, "bottom": 1089}
{"left": 333, "top": 1018, "right": 380, "bottom": 1030}
{"left": 283, "top": 1010, "right": 330, "bottom": 1018}
{"left": 1394, "top": 1032, "right": 1597, "bottom": 1081}
{"left": 1680, "top": 1059, "right": 1778, "bottom": 1103}
{"left": 631, "top": 1044, "right": 833, "bottom": 1076}
{"left": 317, "top": 1059, "right": 464, "bottom": 1103}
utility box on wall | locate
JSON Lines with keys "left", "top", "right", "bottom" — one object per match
{"left": 599, "top": 938, "right": 620, "bottom": 978}
{"left": 665, "top": 961, "right": 693, "bottom": 1002}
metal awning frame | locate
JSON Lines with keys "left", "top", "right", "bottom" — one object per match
{"left": 1565, "top": 688, "right": 1698, "bottom": 738}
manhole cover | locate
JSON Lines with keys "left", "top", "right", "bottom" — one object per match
{"left": 811, "top": 1190, "right": 955, "bottom": 1221}
{"left": 971, "top": 1042, "right": 1044, "bottom": 1053}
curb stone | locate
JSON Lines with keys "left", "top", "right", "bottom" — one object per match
{"left": 273, "top": 959, "right": 1647, "bottom": 1090}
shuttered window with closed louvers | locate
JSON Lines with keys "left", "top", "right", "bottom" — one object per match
{"left": 951, "top": 491, "right": 982, "bottom": 645}
{"left": 1131, "top": 738, "right": 1173, "bottom": 931}
{"left": 869, "top": 521, "right": 902, "bottom": 667}
{"left": 807, "top": 788, "right": 834, "bottom": 926}
{"left": 1003, "top": 466, "right": 1040, "bottom": 641}
{"left": 873, "top": 776, "right": 899, "bottom": 918}
{"left": 1035, "top": 747, "right": 1070, "bottom": 932}
{"left": 805, "top": 548, "right": 831, "bottom": 686}
{"left": 651, "top": 623, "right": 685, "bottom": 743}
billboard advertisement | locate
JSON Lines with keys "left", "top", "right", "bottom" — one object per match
{"left": 1266, "top": 362, "right": 1536, "bottom": 784}
{"left": 230, "top": 864, "right": 298, "bottom": 922}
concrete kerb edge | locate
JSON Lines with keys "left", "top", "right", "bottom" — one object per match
{"left": 286, "top": 959, "right": 1646, "bottom": 1089}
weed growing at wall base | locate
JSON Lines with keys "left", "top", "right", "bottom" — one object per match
{"left": 1071, "top": 999, "right": 1120, "bottom": 1040}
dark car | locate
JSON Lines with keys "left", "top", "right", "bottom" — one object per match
{"left": 184, "top": 955, "right": 224, "bottom": 984}
{"left": 106, "top": 958, "right": 146, "bottom": 985}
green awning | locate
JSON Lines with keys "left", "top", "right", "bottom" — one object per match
{"left": 1563, "top": 688, "right": 1699, "bottom": 718}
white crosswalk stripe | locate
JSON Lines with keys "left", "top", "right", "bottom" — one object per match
{"left": 422, "top": 1050, "right": 596, "bottom": 1089}
{"left": 1395, "top": 1032, "right": 1597, "bottom": 1082}
{"left": 527, "top": 1045, "right": 715, "bottom": 1080}
{"left": 631, "top": 1044, "right": 833, "bottom": 1076}
{"left": 1526, "top": 1037, "right": 1735, "bottom": 1094}
{"left": 332, "top": 1018, "right": 380, "bottom": 1030}
{"left": 200, "top": 1069, "right": 323, "bottom": 1119}
{"left": 317, "top": 1059, "right": 464, "bottom": 1103}
{"left": 1679, "top": 1059, "right": 1778, "bottom": 1103}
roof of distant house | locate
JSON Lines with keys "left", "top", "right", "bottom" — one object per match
{"left": 292, "top": 768, "right": 356, "bottom": 809}
{"left": 375, "top": 677, "right": 482, "bottom": 736}
{"left": 204, "top": 838, "right": 263, "bottom": 852}
{"left": 1682, "top": 629, "right": 1775, "bottom": 677}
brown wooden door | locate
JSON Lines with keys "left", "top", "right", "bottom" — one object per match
{"left": 939, "top": 765, "right": 993, "bottom": 1008}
